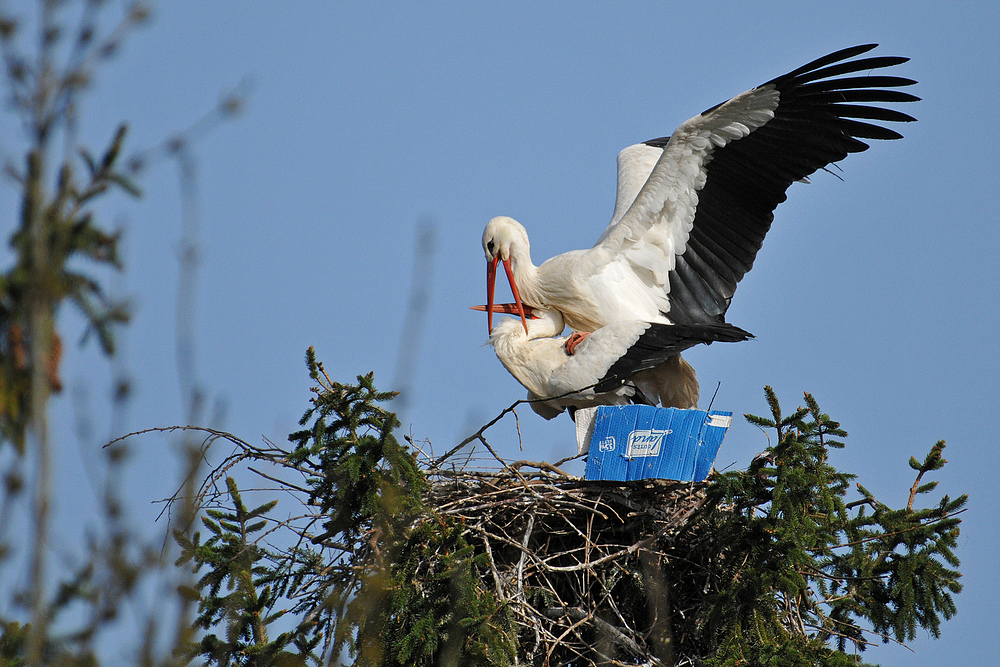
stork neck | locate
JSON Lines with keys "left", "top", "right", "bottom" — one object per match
{"left": 525, "top": 308, "right": 564, "bottom": 339}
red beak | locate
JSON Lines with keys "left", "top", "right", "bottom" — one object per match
{"left": 486, "top": 256, "right": 528, "bottom": 334}
{"left": 471, "top": 302, "right": 537, "bottom": 318}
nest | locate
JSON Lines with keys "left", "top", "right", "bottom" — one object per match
{"left": 424, "top": 458, "right": 713, "bottom": 667}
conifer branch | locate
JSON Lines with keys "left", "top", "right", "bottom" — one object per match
{"left": 908, "top": 440, "right": 947, "bottom": 510}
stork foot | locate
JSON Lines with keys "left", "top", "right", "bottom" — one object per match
{"left": 565, "top": 331, "right": 591, "bottom": 355}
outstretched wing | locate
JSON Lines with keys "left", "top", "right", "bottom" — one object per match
{"left": 596, "top": 44, "right": 917, "bottom": 324}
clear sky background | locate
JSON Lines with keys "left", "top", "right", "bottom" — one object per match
{"left": 3, "top": 2, "right": 998, "bottom": 664}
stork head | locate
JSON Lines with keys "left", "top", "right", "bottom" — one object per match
{"left": 481, "top": 216, "right": 529, "bottom": 262}
{"left": 482, "top": 216, "right": 530, "bottom": 335}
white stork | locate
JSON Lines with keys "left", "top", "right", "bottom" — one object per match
{"left": 482, "top": 44, "right": 917, "bottom": 346}
{"left": 474, "top": 303, "right": 752, "bottom": 419}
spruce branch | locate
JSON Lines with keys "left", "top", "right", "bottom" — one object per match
{"left": 908, "top": 440, "right": 947, "bottom": 511}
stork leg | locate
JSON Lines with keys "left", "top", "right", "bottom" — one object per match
{"left": 564, "top": 331, "right": 591, "bottom": 355}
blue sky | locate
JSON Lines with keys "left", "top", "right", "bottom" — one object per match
{"left": 4, "top": 2, "right": 998, "bottom": 663}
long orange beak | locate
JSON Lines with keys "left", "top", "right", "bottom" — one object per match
{"left": 469, "top": 303, "right": 538, "bottom": 320}
{"left": 486, "top": 256, "right": 528, "bottom": 334}
{"left": 471, "top": 303, "right": 537, "bottom": 318}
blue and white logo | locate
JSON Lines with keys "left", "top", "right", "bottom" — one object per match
{"left": 598, "top": 436, "right": 616, "bottom": 452}
{"left": 625, "top": 429, "right": 673, "bottom": 457}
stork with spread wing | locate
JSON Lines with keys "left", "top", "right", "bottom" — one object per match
{"left": 482, "top": 44, "right": 916, "bottom": 351}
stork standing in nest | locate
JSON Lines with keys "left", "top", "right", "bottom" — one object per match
{"left": 480, "top": 44, "right": 916, "bottom": 407}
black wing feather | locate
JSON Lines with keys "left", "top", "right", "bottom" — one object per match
{"left": 827, "top": 104, "right": 917, "bottom": 123}
{"left": 771, "top": 44, "right": 880, "bottom": 81}
{"left": 788, "top": 56, "right": 911, "bottom": 85}
{"left": 799, "top": 89, "right": 920, "bottom": 104}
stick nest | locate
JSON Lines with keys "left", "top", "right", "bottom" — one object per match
{"left": 424, "top": 459, "right": 713, "bottom": 666}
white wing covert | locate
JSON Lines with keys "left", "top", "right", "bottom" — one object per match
{"left": 547, "top": 321, "right": 649, "bottom": 397}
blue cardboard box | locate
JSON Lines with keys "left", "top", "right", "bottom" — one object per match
{"left": 578, "top": 405, "right": 732, "bottom": 482}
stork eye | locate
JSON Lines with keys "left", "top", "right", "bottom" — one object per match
{"left": 487, "top": 240, "right": 495, "bottom": 253}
